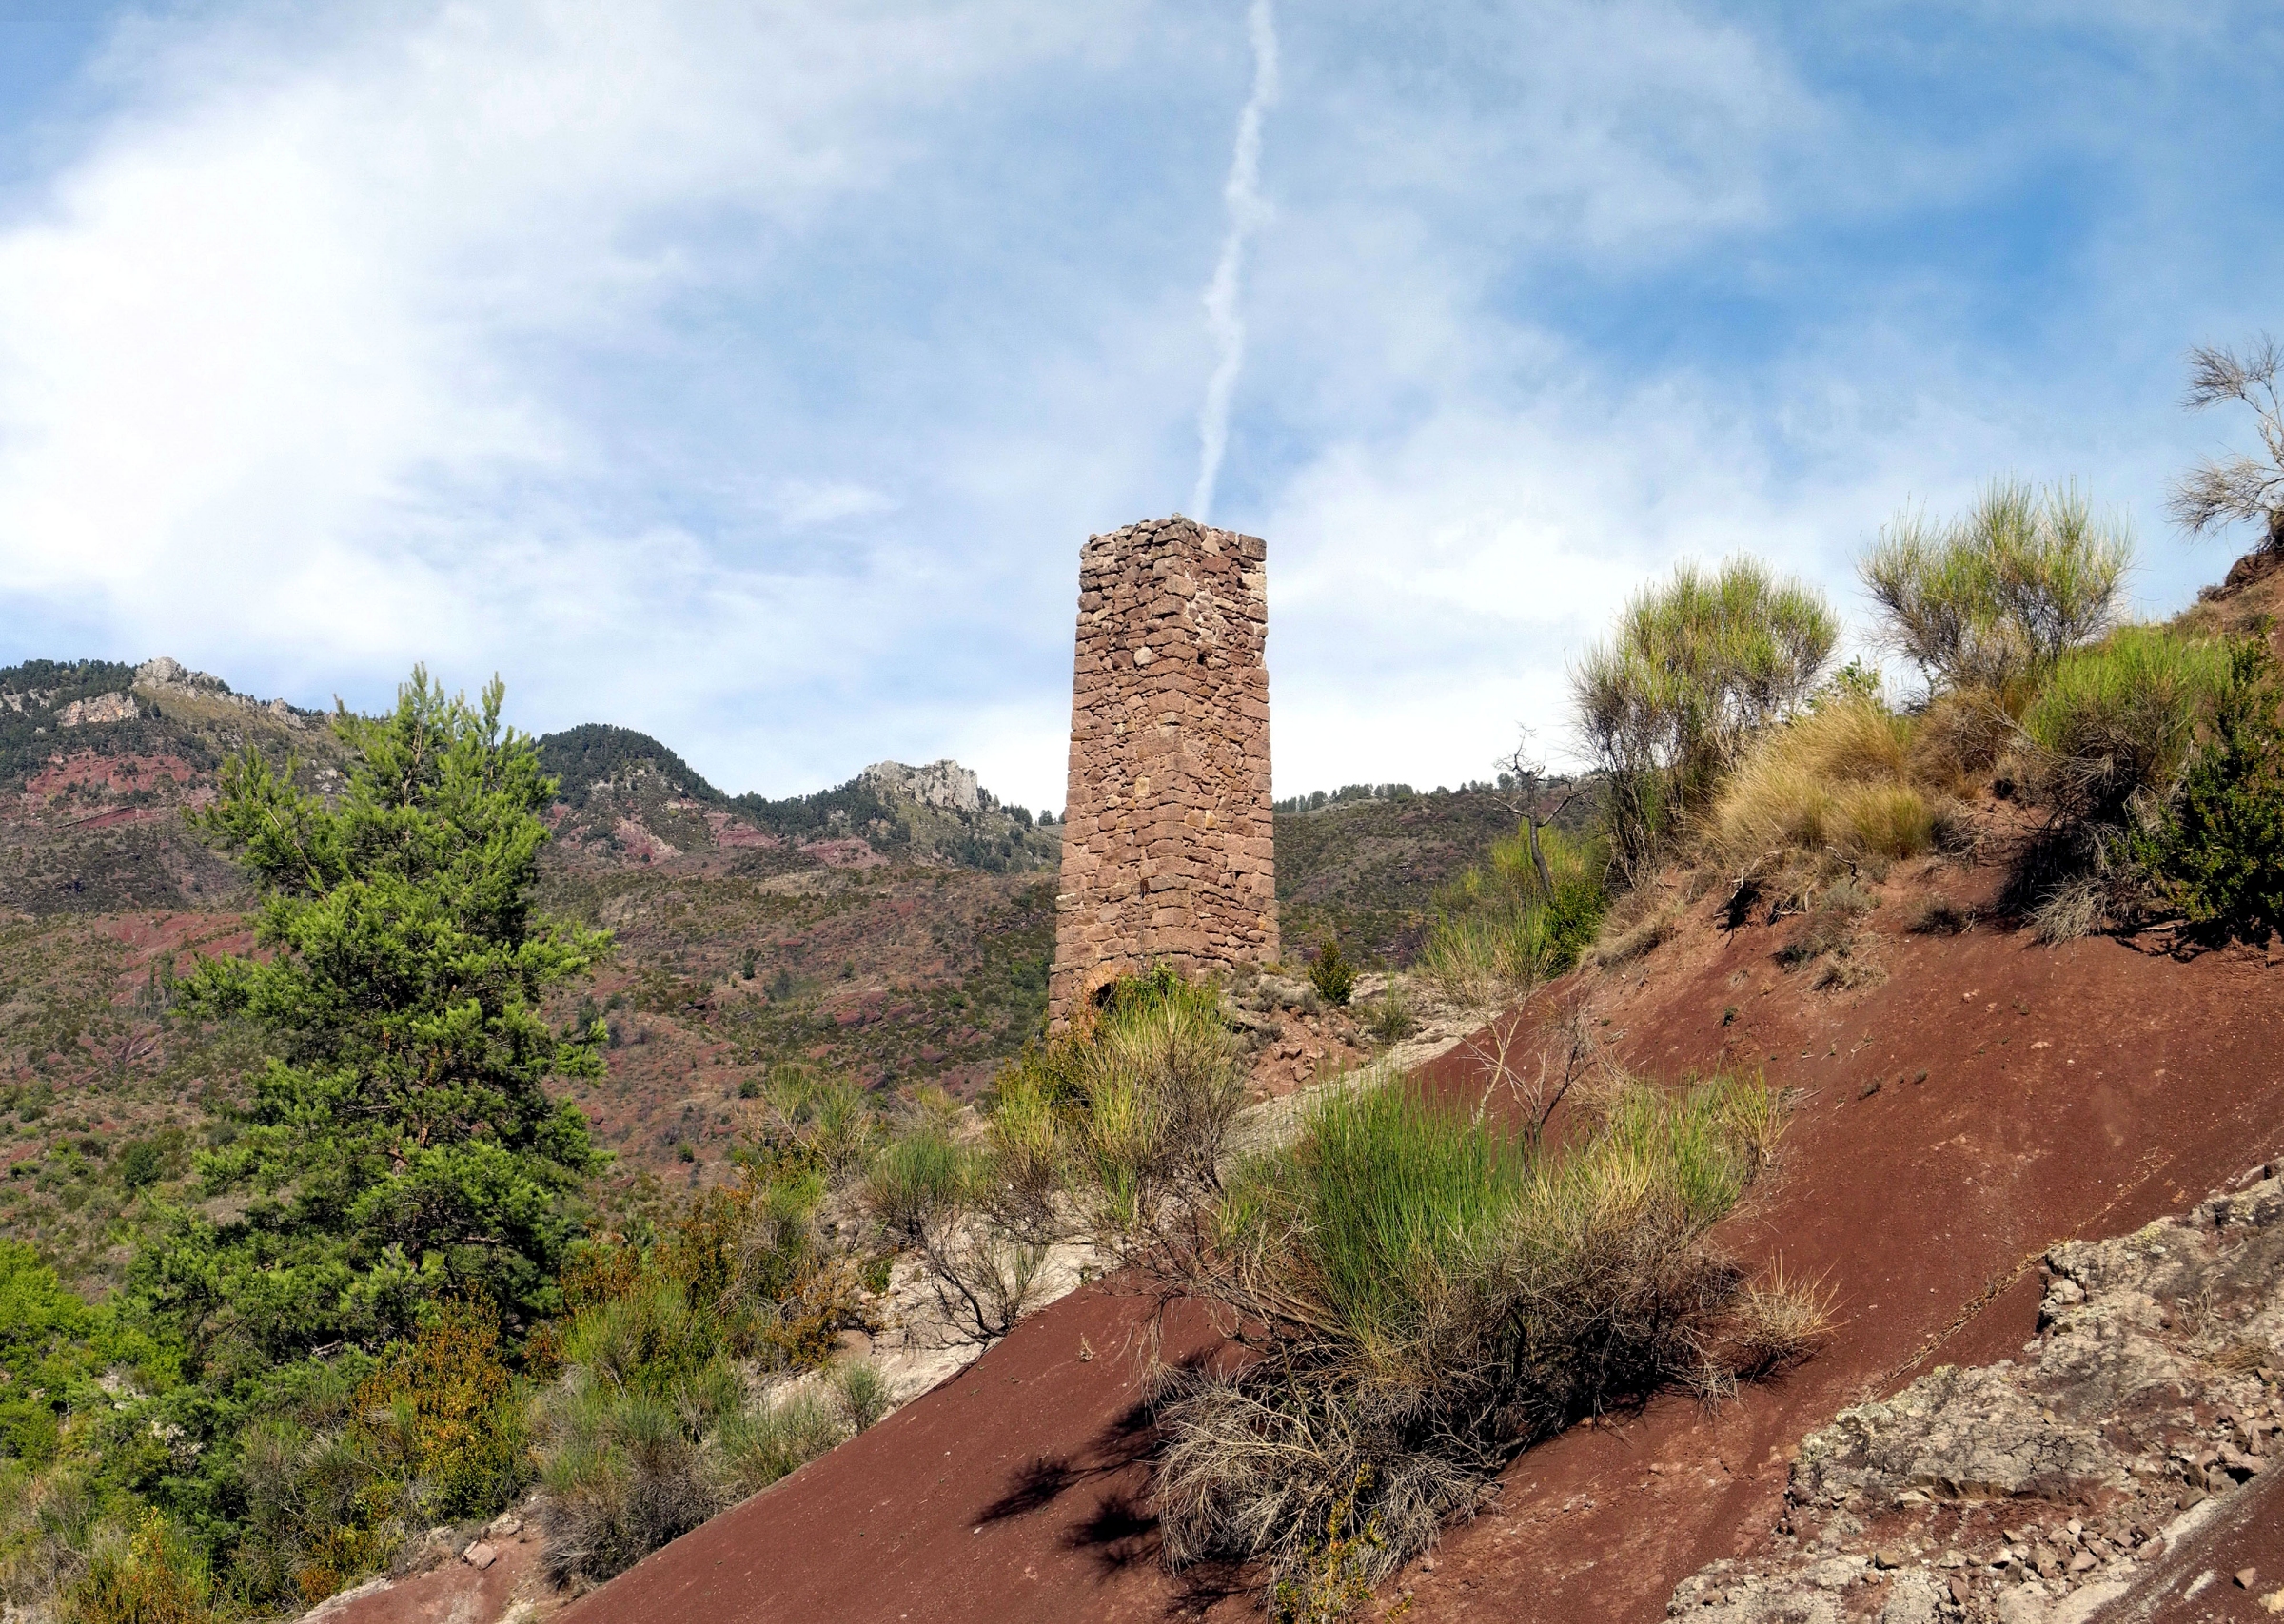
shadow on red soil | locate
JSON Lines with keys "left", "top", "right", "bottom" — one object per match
{"left": 560, "top": 855, "right": 2284, "bottom": 1624}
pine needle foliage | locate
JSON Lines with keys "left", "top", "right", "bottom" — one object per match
{"left": 135, "top": 669, "right": 611, "bottom": 1373}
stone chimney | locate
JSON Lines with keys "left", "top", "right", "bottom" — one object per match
{"left": 1048, "top": 515, "right": 1276, "bottom": 1026}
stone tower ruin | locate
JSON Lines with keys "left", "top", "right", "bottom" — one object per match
{"left": 1048, "top": 515, "right": 1276, "bottom": 1027}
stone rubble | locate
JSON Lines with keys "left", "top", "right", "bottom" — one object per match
{"left": 1048, "top": 516, "right": 1275, "bottom": 1025}
{"left": 1668, "top": 1165, "right": 2284, "bottom": 1624}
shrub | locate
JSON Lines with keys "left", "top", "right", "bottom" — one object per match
{"left": 1774, "top": 882, "right": 1877, "bottom": 972}
{"left": 1359, "top": 985, "right": 1419, "bottom": 1047}
{"left": 882, "top": 968, "right": 1249, "bottom": 1347}
{"left": 2028, "top": 876, "right": 2108, "bottom": 944}
{"left": 745, "top": 1068, "right": 880, "bottom": 1183}
{"left": 2021, "top": 626, "right": 2231, "bottom": 825}
{"left": 1418, "top": 825, "right": 1606, "bottom": 1008}
{"left": 861, "top": 1123, "right": 971, "bottom": 1248}
{"left": 988, "top": 969, "right": 1247, "bottom": 1242}
{"left": 532, "top": 1310, "right": 865, "bottom": 1582}
{"left": 69, "top": 1511, "right": 214, "bottom": 1624}
{"left": 1861, "top": 480, "right": 2130, "bottom": 694}
{"left": 535, "top": 1372, "right": 723, "bottom": 1583}
{"left": 1307, "top": 939, "right": 1355, "bottom": 1008}
{"left": 831, "top": 1360, "right": 895, "bottom": 1433}
{"left": 1707, "top": 695, "right": 1935, "bottom": 868}
{"left": 1574, "top": 558, "right": 1838, "bottom": 877}
{"left": 112, "top": 1138, "right": 169, "bottom": 1192}
{"left": 528, "top": 1144, "right": 888, "bottom": 1582}
{"left": 1148, "top": 1069, "right": 1817, "bottom": 1601}
{"left": 716, "top": 1386, "right": 848, "bottom": 1498}
{"left": 652, "top": 1171, "right": 867, "bottom": 1369}
{"left": 1584, "top": 888, "right": 1682, "bottom": 970}
{"left": 1906, "top": 686, "right": 2018, "bottom": 790}
{"left": 1267, "top": 1468, "right": 1386, "bottom": 1624}
{"left": 2168, "top": 337, "right": 2284, "bottom": 556}
{"left": 2134, "top": 636, "right": 2284, "bottom": 939}
{"left": 352, "top": 1298, "right": 524, "bottom": 1521}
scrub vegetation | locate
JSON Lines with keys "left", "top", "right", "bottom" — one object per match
{"left": 909, "top": 962, "right": 1821, "bottom": 1620}
{"left": 0, "top": 675, "right": 918, "bottom": 1619}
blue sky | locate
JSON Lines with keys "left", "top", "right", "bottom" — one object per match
{"left": 3, "top": 1, "right": 2281, "bottom": 812}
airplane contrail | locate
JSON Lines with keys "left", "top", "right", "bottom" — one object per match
{"left": 1190, "top": 0, "right": 1279, "bottom": 525}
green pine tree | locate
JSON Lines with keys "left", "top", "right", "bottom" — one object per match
{"left": 133, "top": 670, "right": 610, "bottom": 1377}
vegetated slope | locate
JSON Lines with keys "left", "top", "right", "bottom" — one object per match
{"left": 554, "top": 834, "right": 2284, "bottom": 1624}
{"left": 539, "top": 722, "right": 1060, "bottom": 874}
{"left": 0, "top": 657, "right": 336, "bottom": 916}
{"left": 1273, "top": 782, "right": 1590, "bottom": 966}
{"left": 0, "top": 667, "right": 1059, "bottom": 1291}
{"left": 0, "top": 659, "right": 341, "bottom": 1291}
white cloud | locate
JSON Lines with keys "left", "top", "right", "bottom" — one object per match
{"left": 765, "top": 479, "right": 899, "bottom": 528}
{"left": 0, "top": 0, "right": 1102, "bottom": 684}
{"left": 1, "top": 0, "right": 2278, "bottom": 824}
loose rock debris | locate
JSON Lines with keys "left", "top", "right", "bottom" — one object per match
{"left": 1669, "top": 1165, "right": 2282, "bottom": 1623}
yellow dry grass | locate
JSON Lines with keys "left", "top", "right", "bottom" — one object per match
{"left": 1706, "top": 696, "right": 1939, "bottom": 868}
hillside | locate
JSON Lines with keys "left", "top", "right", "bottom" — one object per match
{"left": 544, "top": 542, "right": 2284, "bottom": 1624}
{"left": 0, "top": 668, "right": 1476, "bottom": 1301}
{"left": 551, "top": 797, "right": 2284, "bottom": 1624}
{"left": 0, "top": 668, "right": 1068, "bottom": 1294}
{"left": 1273, "top": 781, "right": 1591, "bottom": 965}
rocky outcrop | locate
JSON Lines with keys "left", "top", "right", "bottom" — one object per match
{"left": 862, "top": 758, "right": 980, "bottom": 815}
{"left": 133, "top": 655, "right": 301, "bottom": 723}
{"left": 1669, "top": 1167, "right": 2284, "bottom": 1622}
{"left": 57, "top": 693, "right": 138, "bottom": 727}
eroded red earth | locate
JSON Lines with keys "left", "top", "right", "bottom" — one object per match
{"left": 561, "top": 854, "right": 2284, "bottom": 1624}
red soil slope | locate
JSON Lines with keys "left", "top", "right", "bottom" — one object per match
{"left": 561, "top": 857, "right": 2284, "bottom": 1624}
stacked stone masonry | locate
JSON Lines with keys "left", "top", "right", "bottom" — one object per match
{"left": 1049, "top": 515, "right": 1276, "bottom": 1027}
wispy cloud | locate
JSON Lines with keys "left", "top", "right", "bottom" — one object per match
{"left": 1190, "top": 0, "right": 1279, "bottom": 524}
{"left": 1, "top": 1, "right": 2280, "bottom": 814}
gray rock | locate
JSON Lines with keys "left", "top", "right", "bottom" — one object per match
{"left": 1666, "top": 1171, "right": 2284, "bottom": 1623}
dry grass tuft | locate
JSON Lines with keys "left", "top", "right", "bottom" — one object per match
{"left": 1810, "top": 952, "right": 1885, "bottom": 992}
{"left": 1776, "top": 883, "right": 1883, "bottom": 988}
{"left": 2029, "top": 876, "right": 2107, "bottom": 943}
{"left": 1594, "top": 910, "right": 1678, "bottom": 967}
{"left": 1705, "top": 1262, "right": 1837, "bottom": 1383}
{"left": 1585, "top": 888, "right": 1683, "bottom": 970}
{"left": 1708, "top": 696, "right": 1940, "bottom": 869}
{"left": 1145, "top": 1070, "right": 1812, "bottom": 1604}
{"left": 2209, "top": 1336, "right": 2276, "bottom": 1374}
{"left": 1906, "top": 686, "right": 2022, "bottom": 791}
{"left": 1907, "top": 894, "right": 1974, "bottom": 935}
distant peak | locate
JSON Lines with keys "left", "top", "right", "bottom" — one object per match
{"left": 136, "top": 656, "right": 233, "bottom": 694}
{"left": 862, "top": 759, "right": 979, "bottom": 814}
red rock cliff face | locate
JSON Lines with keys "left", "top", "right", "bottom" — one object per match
{"left": 1048, "top": 515, "right": 1275, "bottom": 1026}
